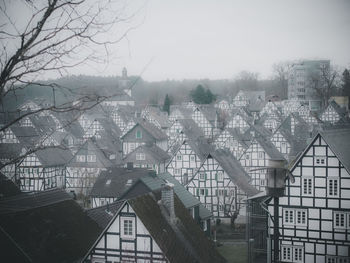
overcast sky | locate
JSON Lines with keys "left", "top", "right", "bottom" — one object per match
{"left": 5, "top": 0, "right": 350, "bottom": 81}
{"left": 103, "top": 0, "right": 349, "bottom": 81}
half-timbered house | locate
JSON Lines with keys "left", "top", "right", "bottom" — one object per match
{"left": 84, "top": 189, "right": 226, "bottom": 263}
{"left": 119, "top": 172, "right": 213, "bottom": 235}
{"left": 66, "top": 138, "right": 113, "bottom": 196}
{"left": 166, "top": 139, "right": 213, "bottom": 185}
{"left": 191, "top": 105, "right": 218, "bottom": 139}
{"left": 123, "top": 144, "right": 170, "bottom": 174}
{"left": 226, "top": 111, "right": 252, "bottom": 133}
{"left": 141, "top": 106, "right": 171, "bottom": 131}
{"left": 187, "top": 149, "right": 258, "bottom": 222}
{"left": 17, "top": 147, "right": 73, "bottom": 192}
{"left": 268, "top": 128, "right": 350, "bottom": 263}
{"left": 240, "top": 135, "right": 284, "bottom": 192}
{"left": 320, "top": 100, "right": 350, "bottom": 125}
{"left": 90, "top": 167, "right": 151, "bottom": 208}
{"left": 121, "top": 119, "right": 168, "bottom": 156}
{"left": 214, "top": 127, "right": 249, "bottom": 159}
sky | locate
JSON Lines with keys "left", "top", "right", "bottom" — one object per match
{"left": 3, "top": 0, "right": 350, "bottom": 82}
{"left": 107, "top": 0, "right": 350, "bottom": 81}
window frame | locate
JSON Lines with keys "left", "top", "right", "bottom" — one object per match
{"left": 135, "top": 130, "right": 142, "bottom": 139}
{"left": 302, "top": 177, "right": 313, "bottom": 196}
{"left": 121, "top": 217, "right": 136, "bottom": 239}
{"left": 328, "top": 177, "right": 339, "bottom": 197}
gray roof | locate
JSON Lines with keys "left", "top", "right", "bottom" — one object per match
{"left": 210, "top": 149, "right": 259, "bottom": 197}
{"left": 178, "top": 119, "right": 205, "bottom": 141}
{"left": 186, "top": 140, "right": 214, "bottom": 161}
{"left": 86, "top": 200, "right": 124, "bottom": 229}
{"left": 225, "top": 128, "right": 250, "bottom": 148}
{"left": 256, "top": 137, "right": 285, "bottom": 161}
{"left": 324, "top": 100, "right": 350, "bottom": 123}
{"left": 35, "top": 147, "right": 74, "bottom": 167}
{"left": 0, "top": 143, "right": 22, "bottom": 160}
{"left": 319, "top": 128, "right": 350, "bottom": 172}
{"left": 10, "top": 126, "right": 40, "bottom": 147}
{"left": 90, "top": 167, "right": 152, "bottom": 197}
{"left": 123, "top": 144, "right": 170, "bottom": 163}
{"left": 122, "top": 118, "right": 168, "bottom": 141}
{"left": 198, "top": 105, "right": 217, "bottom": 122}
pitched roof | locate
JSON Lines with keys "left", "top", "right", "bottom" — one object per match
{"left": 256, "top": 137, "right": 285, "bottom": 161}
{"left": 0, "top": 189, "right": 102, "bottom": 262}
{"left": 128, "top": 192, "right": 226, "bottom": 263}
{"left": 122, "top": 118, "right": 168, "bottom": 141}
{"left": 86, "top": 200, "right": 124, "bottom": 229}
{"left": 178, "top": 118, "right": 205, "bottom": 141}
{"left": 10, "top": 125, "right": 40, "bottom": 147}
{"left": 186, "top": 140, "right": 214, "bottom": 161}
{"left": 34, "top": 147, "right": 74, "bottom": 166}
{"left": 0, "top": 143, "right": 22, "bottom": 160}
{"left": 210, "top": 149, "right": 259, "bottom": 197}
{"left": 0, "top": 172, "right": 21, "bottom": 198}
{"left": 90, "top": 167, "right": 152, "bottom": 197}
{"left": 319, "top": 128, "right": 350, "bottom": 172}
{"left": 123, "top": 144, "right": 170, "bottom": 163}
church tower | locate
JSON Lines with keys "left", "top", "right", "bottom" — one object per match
{"left": 120, "top": 67, "right": 131, "bottom": 97}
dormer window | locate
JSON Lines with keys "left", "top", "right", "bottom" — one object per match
{"left": 136, "top": 130, "right": 142, "bottom": 139}
{"left": 87, "top": 155, "right": 96, "bottom": 162}
{"left": 76, "top": 155, "right": 86, "bottom": 162}
{"left": 136, "top": 153, "right": 145, "bottom": 160}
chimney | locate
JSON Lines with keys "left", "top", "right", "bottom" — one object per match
{"left": 161, "top": 181, "right": 176, "bottom": 222}
{"left": 127, "top": 162, "right": 133, "bottom": 170}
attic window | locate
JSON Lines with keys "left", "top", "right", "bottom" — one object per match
{"left": 136, "top": 153, "right": 145, "bottom": 160}
{"left": 136, "top": 130, "right": 142, "bottom": 139}
{"left": 126, "top": 179, "right": 133, "bottom": 186}
{"left": 106, "top": 179, "right": 111, "bottom": 185}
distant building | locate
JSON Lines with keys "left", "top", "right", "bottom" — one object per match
{"left": 288, "top": 60, "right": 330, "bottom": 111}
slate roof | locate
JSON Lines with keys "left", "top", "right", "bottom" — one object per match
{"left": 225, "top": 128, "right": 250, "bottom": 148}
{"left": 198, "top": 105, "right": 217, "bottom": 122}
{"left": 178, "top": 118, "right": 205, "bottom": 141}
{"left": 319, "top": 128, "right": 350, "bottom": 172}
{"left": 90, "top": 167, "right": 152, "bottom": 198}
{"left": 122, "top": 118, "right": 168, "bottom": 141}
{"left": 256, "top": 137, "right": 285, "bottom": 161}
{"left": 128, "top": 192, "right": 226, "bottom": 263}
{"left": 10, "top": 125, "right": 40, "bottom": 147}
{"left": 68, "top": 138, "right": 113, "bottom": 168}
{"left": 0, "top": 189, "right": 102, "bottom": 262}
{"left": 86, "top": 200, "right": 125, "bottom": 229}
{"left": 143, "top": 106, "right": 171, "bottom": 129}
{"left": 244, "top": 123, "right": 272, "bottom": 139}
{"left": 123, "top": 144, "right": 170, "bottom": 163}
{"left": 0, "top": 143, "right": 22, "bottom": 160}
{"left": 210, "top": 149, "right": 259, "bottom": 197}
{"left": 0, "top": 172, "right": 21, "bottom": 199}
{"left": 186, "top": 140, "right": 214, "bottom": 161}
{"left": 34, "top": 147, "right": 74, "bottom": 167}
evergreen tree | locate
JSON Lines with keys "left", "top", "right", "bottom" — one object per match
{"left": 162, "top": 94, "right": 171, "bottom": 114}
{"left": 190, "top": 84, "right": 216, "bottom": 104}
{"left": 342, "top": 69, "right": 350, "bottom": 108}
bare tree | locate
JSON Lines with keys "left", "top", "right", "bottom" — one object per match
{"left": 0, "top": 0, "right": 142, "bottom": 170}
{"left": 272, "top": 61, "right": 293, "bottom": 99}
{"left": 307, "top": 63, "right": 341, "bottom": 108}
{"left": 0, "top": 0, "right": 141, "bottom": 115}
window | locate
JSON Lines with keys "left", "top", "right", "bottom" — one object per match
{"left": 327, "top": 256, "right": 350, "bottom": 263}
{"left": 174, "top": 169, "right": 181, "bottom": 175}
{"left": 87, "top": 155, "right": 96, "bottom": 162}
{"left": 190, "top": 155, "right": 195, "bottom": 162}
{"left": 76, "top": 155, "right": 86, "bottom": 162}
{"left": 245, "top": 154, "right": 250, "bottom": 160}
{"left": 218, "top": 205, "right": 224, "bottom": 212}
{"left": 216, "top": 171, "right": 224, "bottom": 181}
{"left": 135, "top": 130, "right": 142, "bottom": 139}
{"left": 176, "top": 154, "right": 182, "bottom": 161}
{"left": 283, "top": 208, "right": 307, "bottom": 226}
{"left": 258, "top": 152, "right": 264, "bottom": 159}
{"left": 281, "top": 245, "right": 304, "bottom": 263}
{"left": 198, "top": 188, "right": 208, "bottom": 196}
{"left": 328, "top": 178, "right": 339, "bottom": 197}
{"left": 315, "top": 157, "right": 326, "bottom": 165}
{"left": 199, "top": 172, "right": 206, "bottom": 181}
{"left": 216, "top": 189, "right": 227, "bottom": 197}
{"left": 302, "top": 177, "right": 313, "bottom": 195}
{"left": 136, "top": 153, "right": 145, "bottom": 160}
{"left": 121, "top": 217, "right": 135, "bottom": 239}
{"left": 333, "top": 212, "right": 350, "bottom": 229}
